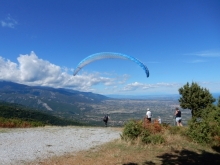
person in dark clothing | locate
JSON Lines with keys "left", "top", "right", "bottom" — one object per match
{"left": 175, "top": 107, "right": 183, "bottom": 126}
{"left": 103, "top": 114, "right": 109, "bottom": 127}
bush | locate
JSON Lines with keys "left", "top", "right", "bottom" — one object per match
{"left": 121, "top": 118, "right": 165, "bottom": 144}
{"left": 186, "top": 106, "right": 220, "bottom": 145}
{"left": 143, "top": 118, "right": 163, "bottom": 134}
{"left": 140, "top": 129, "right": 151, "bottom": 143}
{"left": 144, "top": 134, "right": 165, "bottom": 144}
{"left": 186, "top": 119, "right": 212, "bottom": 144}
{"left": 121, "top": 120, "right": 143, "bottom": 140}
{"left": 141, "top": 129, "right": 165, "bottom": 144}
{"left": 169, "top": 126, "right": 181, "bottom": 135}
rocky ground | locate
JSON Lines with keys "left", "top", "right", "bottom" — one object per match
{"left": 0, "top": 126, "right": 121, "bottom": 165}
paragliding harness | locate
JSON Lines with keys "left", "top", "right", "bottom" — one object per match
{"left": 103, "top": 115, "right": 109, "bottom": 126}
{"left": 103, "top": 115, "right": 108, "bottom": 122}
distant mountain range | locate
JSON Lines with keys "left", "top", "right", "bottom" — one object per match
{"left": 0, "top": 81, "right": 109, "bottom": 118}
{"left": 1, "top": 81, "right": 219, "bottom": 120}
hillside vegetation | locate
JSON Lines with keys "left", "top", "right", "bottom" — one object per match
{"left": 0, "top": 101, "right": 85, "bottom": 127}
{"left": 35, "top": 82, "right": 220, "bottom": 165}
{"left": 0, "top": 81, "right": 108, "bottom": 120}
{"left": 33, "top": 120, "right": 220, "bottom": 165}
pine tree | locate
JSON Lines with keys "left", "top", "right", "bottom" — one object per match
{"left": 178, "top": 82, "right": 216, "bottom": 117}
{"left": 217, "top": 96, "right": 220, "bottom": 108}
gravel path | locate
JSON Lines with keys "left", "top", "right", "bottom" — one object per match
{"left": 0, "top": 126, "right": 121, "bottom": 165}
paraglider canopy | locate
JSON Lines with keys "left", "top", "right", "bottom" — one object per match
{"left": 73, "top": 52, "right": 149, "bottom": 77}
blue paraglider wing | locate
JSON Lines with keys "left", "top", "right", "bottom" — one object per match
{"left": 73, "top": 52, "right": 149, "bottom": 77}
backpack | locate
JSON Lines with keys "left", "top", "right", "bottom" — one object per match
{"left": 103, "top": 115, "right": 108, "bottom": 122}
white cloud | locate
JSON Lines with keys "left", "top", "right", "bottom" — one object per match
{"left": 187, "top": 59, "right": 206, "bottom": 63}
{"left": 185, "top": 50, "right": 220, "bottom": 57}
{"left": 184, "top": 50, "right": 220, "bottom": 63}
{"left": 198, "top": 81, "right": 220, "bottom": 93}
{"left": 0, "top": 52, "right": 185, "bottom": 95}
{"left": 194, "top": 51, "right": 220, "bottom": 57}
{"left": 18, "top": 52, "right": 61, "bottom": 82}
{"left": 122, "top": 82, "right": 145, "bottom": 91}
{"left": 1, "top": 15, "right": 18, "bottom": 28}
{"left": 122, "top": 82, "right": 180, "bottom": 92}
{"left": 2, "top": 52, "right": 218, "bottom": 95}
{"left": 0, "top": 52, "right": 122, "bottom": 93}
{"left": 0, "top": 57, "right": 20, "bottom": 82}
{"left": 118, "top": 74, "right": 130, "bottom": 84}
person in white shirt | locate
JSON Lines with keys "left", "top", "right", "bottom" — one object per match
{"left": 146, "top": 108, "right": 152, "bottom": 123}
{"left": 158, "top": 116, "right": 161, "bottom": 124}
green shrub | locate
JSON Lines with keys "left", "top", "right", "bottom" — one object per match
{"left": 169, "top": 126, "right": 181, "bottom": 135}
{"left": 186, "top": 119, "right": 212, "bottom": 144}
{"left": 186, "top": 106, "right": 220, "bottom": 145}
{"left": 161, "top": 123, "right": 170, "bottom": 128}
{"left": 140, "top": 129, "right": 151, "bottom": 143}
{"left": 121, "top": 120, "right": 143, "bottom": 140}
{"left": 121, "top": 119, "right": 165, "bottom": 145}
{"left": 149, "top": 134, "right": 165, "bottom": 144}
{"left": 141, "top": 130, "right": 165, "bottom": 144}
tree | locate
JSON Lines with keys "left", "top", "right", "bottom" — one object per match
{"left": 178, "top": 82, "right": 216, "bottom": 117}
{"left": 217, "top": 96, "right": 220, "bottom": 108}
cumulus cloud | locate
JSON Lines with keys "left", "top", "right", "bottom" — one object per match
{"left": 1, "top": 15, "right": 18, "bottom": 28}
{"left": 0, "top": 57, "right": 20, "bottom": 81}
{"left": 0, "top": 52, "right": 187, "bottom": 95}
{"left": 0, "top": 52, "right": 127, "bottom": 93}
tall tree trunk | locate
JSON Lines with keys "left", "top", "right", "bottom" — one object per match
{"left": 191, "top": 109, "right": 194, "bottom": 117}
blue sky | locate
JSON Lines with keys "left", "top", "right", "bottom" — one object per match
{"left": 0, "top": 0, "right": 220, "bottom": 95}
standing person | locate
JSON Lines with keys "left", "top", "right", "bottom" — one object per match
{"left": 103, "top": 114, "right": 109, "bottom": 127}
{"left": 175, "top": 107, "right": 183, "bottom": 126}
{"left": 158, "top": 116, "right": 161, "bottom": 124}
{"left": 146, "top": 108, "right": 152, "bottom": 123}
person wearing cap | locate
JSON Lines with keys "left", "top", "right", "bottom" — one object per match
{"left": 175, "top": 107, "right": 183, "bottom": 126}
{"left": 158, "top": 116, "right": 161, "bottom": 124}
{"left": 146, "top": 108, "right": 152, "bottom": 123}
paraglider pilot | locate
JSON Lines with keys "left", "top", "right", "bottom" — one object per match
{"left": 103, "top": 114, "right": 109, "bottom": 127}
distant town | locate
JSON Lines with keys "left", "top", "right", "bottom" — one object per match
{"left": 79, "top": 99, "right": 192, "bottom": 127}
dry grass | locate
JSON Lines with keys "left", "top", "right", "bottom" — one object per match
{"left": 30, "top": 128, "right": 220, "bottom": 165}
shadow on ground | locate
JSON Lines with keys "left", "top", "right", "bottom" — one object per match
{"left": 212, "top": 145, "right": 220, "bottom": 153}
{"left": 156, "top": 149, "right": 220, "bottom": 165}
{"left": 123, "top": 148, "right": 220, "bottom": 165}
{"left": 123, "top": 161, "right": 155, "bottom": 165}
{"left": 123, "top": 163, "right": 154, "bottom": 165}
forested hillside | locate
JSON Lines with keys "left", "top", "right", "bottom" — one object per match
{"left": 0, "top": 101, "right": 85, "bottom": 127}
{"left": 0, "top": 81, "right": 110, "bottom": 121}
